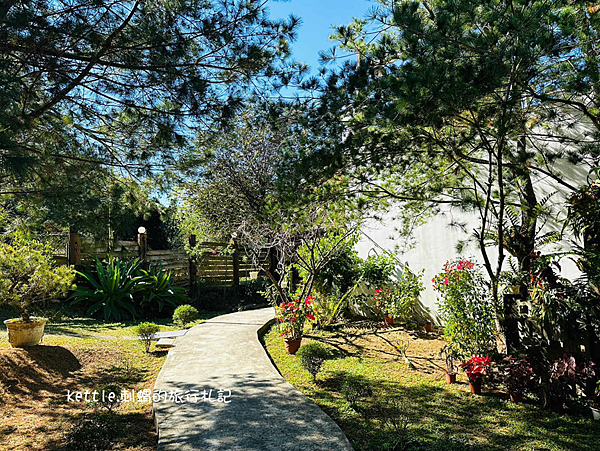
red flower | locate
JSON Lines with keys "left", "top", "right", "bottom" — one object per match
{"left": 306, "top": 313, "right": 315, "bottom": 321}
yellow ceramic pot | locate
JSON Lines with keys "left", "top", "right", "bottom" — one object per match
{"left": 4, "top": 317, "right": 48, "bottom": 347}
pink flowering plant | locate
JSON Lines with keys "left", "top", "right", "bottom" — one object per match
{"left": 460, "top": 355, "right": 492, "bottom": 383}
{"left": 275, "top": 296, "right": 316, "bottom": 340}
{"left": 432, "top": 259, "right": 497, "bottom": 356}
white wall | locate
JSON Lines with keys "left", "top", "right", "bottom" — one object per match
{"left": 356, "top": 160, "right": 589, "bottom": 319}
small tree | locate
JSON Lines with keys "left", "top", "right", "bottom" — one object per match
{"left": 297, "top": 342, "right": 332, "bottom": 382}
{"left": 0, "top": 236, "right": 76, "bottom": 322}
{"left": 134, "top": 322, "right": 160, "bottom": 353}
{"left": 173, "top": 305, "right": 199, "bottom": 328}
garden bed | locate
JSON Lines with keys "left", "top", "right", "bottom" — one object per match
{"left": 0, "top": 314, "right": 216, "bottom": 450}
{"left": 264, "top": 322, "right": 600, "bottom": 450}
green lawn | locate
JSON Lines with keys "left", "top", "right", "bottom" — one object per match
{"left": 264, "top": 324, "right": 600, "bottom": 451}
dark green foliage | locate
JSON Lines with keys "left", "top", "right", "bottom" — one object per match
{"left": 297, "top": 342, "right": 332, "bottom": 381}
{"left": 70, "top": 258, "right": 145, "bottom": 321}
{"left": 137, "top": 265, "right": 187, "bottom": 316}
{"left": 134, "top": 322, "right": 160, "bottom": 353}
{"left": 361, "top": 254, "right": 396, "bottom": 287}
{"left": 371, "top": 398, "right": 416, "bottom": 451}
{"left": 71, "top": 258, "right": 187, "bottom": 321}
{"left": 313, "top": 239, "right": 362, "bottom": 295}
{"left": 63, "top": 413, "right": 120, "bottom": 451}
{"left": 342, "top": 374, "right": 373, "bottom": 411}
{"left": 194, "top": 279, "right": 269, "bottom": 312}
{"left": 172, "top": 305, "right": 199, "bottom": 328}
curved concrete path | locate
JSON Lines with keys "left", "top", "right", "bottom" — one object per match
{"left": 153, "top": 308, "right": 353, "bottom": 450}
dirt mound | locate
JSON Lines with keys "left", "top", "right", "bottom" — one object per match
{"left": 0, "top": 346, "right": 81, "bottom": 397}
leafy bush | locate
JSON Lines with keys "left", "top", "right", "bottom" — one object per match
{"left": 342, "top": 374, "right": 373, "bottom": 411}
{"left": 432, "top": 259, "right": 497, "bottom": 356}
{"left": 500, "top": 356, "right": 535, "bottom": 395}
{"left": 71, "top": 257, "right": 145, "bottom": 321}
{"left": 173, "top": 304, "right": 198, "bottom": 328}
{"left": 63, "top": 413, "right": 119, "bottom": 451}
{"left": 312, "top": 237, "right": 362, "bottom": 295}
{"left": 544, "top": 353, "right": 596, "bottom": 409}
{"left": 373, "top": 267, "right": 425, "bottom": 322}
{"left": 137, "top": 264, "right": 187, "bottom": 315}
{"left": 0, "top": 235, "right": 76, "bottom": 322}
{"left": 134, "top": 322, "right": 160, "bottom": 353}
{"left": 297, "top": 342, "right": 332, "bottom": 381}
{"left": 72, "top": 258, "right": 187, "bottom": 321}
{"left": 360, "top": 254, "right": 396, "bottom": 287}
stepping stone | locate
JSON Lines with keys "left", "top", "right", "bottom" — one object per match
{"left": 151, "top": 330, "right": 188, "bottom": 340}
{"left": 155, "top": 338, "right": 176, "bottom": 349}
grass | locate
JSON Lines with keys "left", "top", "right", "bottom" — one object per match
{"left": 0, "top": 306, "right": 221, "bottom": 450}
{"left": 264, "top": 322, "right": 600, "bottom": 451}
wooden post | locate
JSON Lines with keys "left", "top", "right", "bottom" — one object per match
{"left": 67, "top": 226, "right": 81, "bottom": 266}
{"left": 138, "top": 228, "right": 148, "bottom": 261}
{"left": 232, "top": 238, "right": 240, "bottom": 286}
{"left": 189, "top": 234, "right": 197, "bottom": 296}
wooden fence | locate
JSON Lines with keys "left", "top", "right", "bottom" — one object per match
{"left": 54, "top": 228, "right": 269, "bottom": 289}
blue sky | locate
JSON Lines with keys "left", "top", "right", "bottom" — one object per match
{"left": 267, "top": 0, "right": 374, "bottom": 76}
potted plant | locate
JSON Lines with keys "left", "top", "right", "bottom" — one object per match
{"left": 440, "top": 345, "right": 458, "bottom": 384}
{"left": 373, "top": 287, "right": 395, "bottom": 325}
{"left": 275, "top": 296, "right": 316, "bottom": 354}
{"left": 424, "top": 320, "right": 434, "bottom": 333}
{"left": 501, "top": 356, "right": 535, "bottom": 403}
{"left": 0, "top": 236, "right": 76, "bottom": 347}
{"left": 460, "top": 355, "right": 491, "bottom": 395}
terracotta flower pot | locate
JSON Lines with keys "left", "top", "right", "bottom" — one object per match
{"left": 509, "top": 391, "right": 523, "bottom": 403}
{"left": 445, "top": 372, "right": 457, "bottom": 384}
{"left": 4, "top": 317, "right": 48, "bottom": 347}
{"left": 384, "top": 314, "right": 394, "bottom": 325}
{"left": 424, "top": 321, "right": 433, "bottom": 333}
{"left": 284, "top": 337, "right": 302, "bottom": 355}
{"left": 469, "top": 379, "right": 482, "bottom": 395}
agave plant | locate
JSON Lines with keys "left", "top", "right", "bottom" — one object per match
{"left": 71, "top": 257, "right": 146, "bottom": 321}
{"left": 137, "top": 264, "right": 187, "bottom": 314}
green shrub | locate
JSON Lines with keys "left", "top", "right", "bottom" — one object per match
{"left": 297, "top": 342, "right": 332, "bottom": 381}
{"left": 134, "top": 322, "right": 160, "bottom": 353}
{"left": 361, "top": 254, "right": 396, "bottom": 287}
{"left": 342, "top": 374, "right": 373, "bottom": 411}
{"left": 173, "top": 304, "right": 198, "bottom": 328}
{"left": 64, "top": 413, "right": 120, "bottom": 451}
{"left": 71, "top": 258, "right": 188, "bottom": 321}
{"left": 71, "top": 257, "right": 145, "bottom": 321}
{"left": 432, "top": 259, "right": 497, "bottom": 356}
{"left": 137, "top": 264, "right": 187, "bottom": 315}
{"left": 0, "top": 235, "right": 76, "bottom": 322}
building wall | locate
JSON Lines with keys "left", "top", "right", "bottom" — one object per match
{"left": 355, "top": 160, "right": 590, "bottom": 320}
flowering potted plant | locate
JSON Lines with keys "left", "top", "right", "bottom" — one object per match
{"left": 460, "top": 355, "right": 491, "bottom": 395}
{"left": 432, "top": 259, "right": 497, "bottom": 357}
{"left": 501, "top": 356, "right": 535, "bottom": 403}
{"left": 275, "top": 296, "right": 316, "bottom": 354}
{"left": 373, "top": 287, "right": 395, "bottom": 324}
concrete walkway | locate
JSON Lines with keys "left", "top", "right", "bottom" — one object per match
{"left": 153, "top": 308, "right": 353, "bottom": 451}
